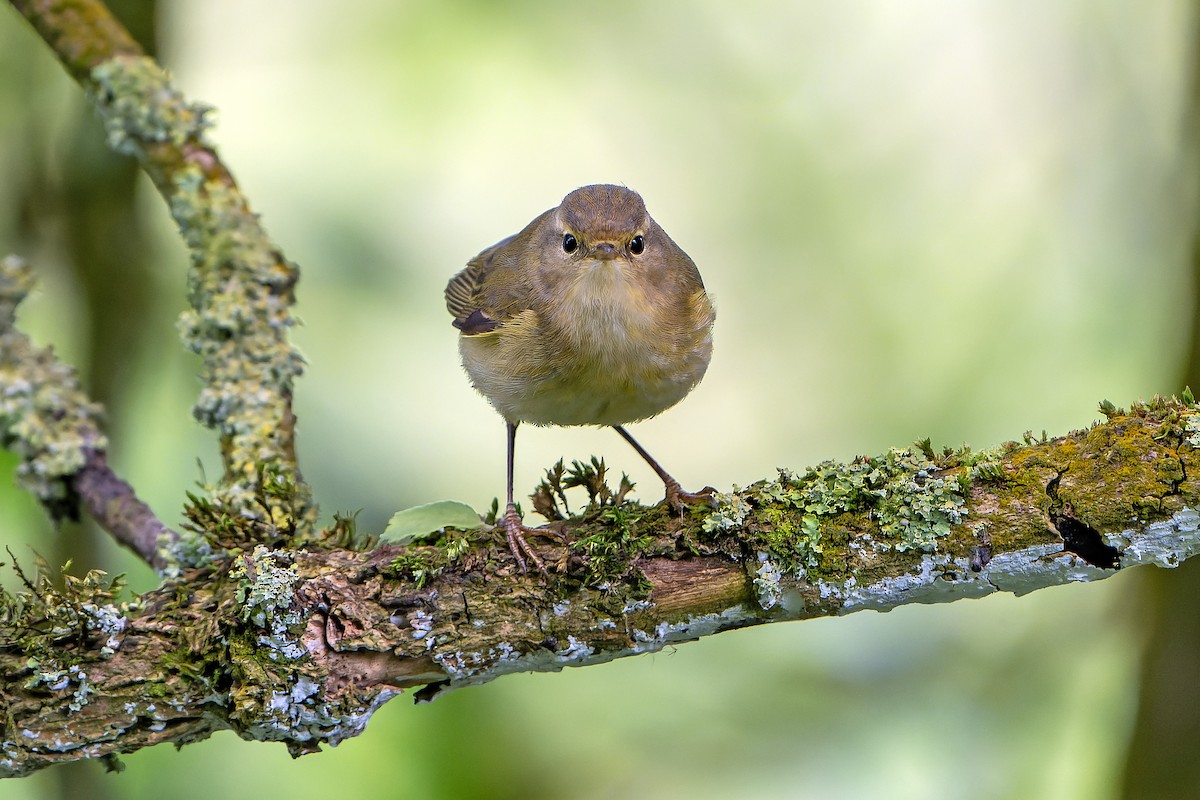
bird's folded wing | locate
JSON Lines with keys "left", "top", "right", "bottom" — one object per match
{"left": 445, "top": 234, "right": 525, "bottom": 334}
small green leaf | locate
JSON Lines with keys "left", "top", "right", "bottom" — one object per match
{"left": 381, "top": 500, "right": 484, "bottom": 544}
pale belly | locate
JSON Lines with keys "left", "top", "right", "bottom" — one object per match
{"left": 460, "top": 324, "right": 712, "bottom": 427}
{"left": 459, "top": 260, "right": 714, "bottom": 427}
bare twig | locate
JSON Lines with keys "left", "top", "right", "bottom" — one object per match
{"left": 74, "top": 450, "right": 173, "bottom": 571}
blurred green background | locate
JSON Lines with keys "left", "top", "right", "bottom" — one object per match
{"left": 1, "top": 1, "right": 1197, "bottom": 798}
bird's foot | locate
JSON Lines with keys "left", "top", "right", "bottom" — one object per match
{"left": 663, "top": 479, "right": 716, "bottom": 516}
{"left": 501, "top": 504, "right": 554, "bottom": 574}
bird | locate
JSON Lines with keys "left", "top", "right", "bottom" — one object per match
{"left": 445, "top": 184, "right": 715, "bottom": 571}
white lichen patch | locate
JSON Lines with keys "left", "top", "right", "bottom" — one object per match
{"left": 826, "top": 509, "right": 1200, "bottom": 613}
{"left": 754, "top": 552, "right": 783, "bottom": 610}
{"left": 246, "top": 674, "right": 401, "bottom": 748}
{"left": 428, "top": 604, "right": 761, "bottom": 698}
{"left": 1185, "top": 414, "right": 1200, "bottom": 449}
{"left": 1109, "top": 506, "right": 1200, "bottom": 569}
{"left": 21, "top": 658, "right": 96, "bottom": 713}
{"left": 231, "top": 546, "right": 306, "bottom": 660}
{"left": 81, "top": 602, "right": 127, "bottom": 654}
{"left": 838, "top": 553, "right": 994, "bottom": 612}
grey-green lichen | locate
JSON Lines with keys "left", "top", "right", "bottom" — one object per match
{"left": 243, "top": 678, "right": 401, "bottom": 752}
{"left": 90, "top": 54, "right": 313, "bottom": 532}
{"left": 1185, "top": 412, "right": 1200, "bottom": 450}
{"left": 703, "top": 447, "right": 969, "bottom": 578}
{"left": 231, "top": 546, "right": 306, "bottom": 661}
{"left": 753, "top": 552, "right": 783, "bottom": 610}
{"left": 22, "top": 658, "right": 97, "bottom": 712}
{"left": 1, "top": 554, "right": 129, "bottom": 721}
{"left": 703, "top": 490, "right": 751, "bottom": 533}
{"left": 157, "top": 528, "right": 216, "bottom": 578}
{"left": 0, "top": 256, "right": 107, "bottom": 514}
{"left": 170, "top": 161, "right": 311, "bottom": 529}
{"left": 822, "top": 504, "right": 1200, "bottom": 613}
{"left": 89, "top": 55, "right": 212, "bottom": 157}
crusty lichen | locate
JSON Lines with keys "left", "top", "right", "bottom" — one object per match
{"left": 0, "top": 554, "right": 128, "bottom": 722}
{"left": 88, "top": 55, "right": 314, "bottom": 532}
{"left": 231, "top": 546, "right": 306, "bottom": 661}
{"left": 0, "top": 256, "right": 108, "bottom": 517}
{"left": 89, "top": 55, "right": 211, "bottom": 158}
{"left": 703, "top": 446, "right": 969, "bottom": 581}
{"left": 171, "top": 162, "right": 311, "bottom": 529}
{"left": 227, "top": 546, "right": 403, "bottom": 754}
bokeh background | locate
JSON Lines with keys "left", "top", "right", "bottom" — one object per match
{"left": 2, "top": 1, "right": 1198, "bottom": 798}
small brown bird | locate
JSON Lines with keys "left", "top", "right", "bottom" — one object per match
{"left": 446, "top": 184, "right": 715, "bottom": 571}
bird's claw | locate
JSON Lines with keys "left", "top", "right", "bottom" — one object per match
{"left": 663, "top": 480, "right": 716, "bottom": 515}
{"left": 502, "top": 505, "right": 548, "bottom": 574}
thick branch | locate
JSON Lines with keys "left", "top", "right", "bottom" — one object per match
{"left": 2, "top": 399, "right": 1198, "bottom": 775}
{"left": 7, "top": 0, "right": 315, "bottom": 531}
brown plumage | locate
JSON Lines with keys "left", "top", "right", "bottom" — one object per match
{"left": 447, "top": 184, "right": 715, "bottom": 571}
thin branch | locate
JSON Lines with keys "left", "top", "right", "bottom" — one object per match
{"left": 2, "top": 399, "right": 1199, "bottom": 774}
{"left": 8, "top": 0, "right": 315, "bottom": 532}
{"left": 0, "top": 256, "right": 174, "bottom": 570}
{"left": 74, "top": 450, "right": 173, "bottom": 571}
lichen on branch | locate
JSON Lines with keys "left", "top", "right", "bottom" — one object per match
{"left": 0, "top": 256, "right": 107, "bottom": 518}
{"left": 82, "top": 52, "right": 314, "bottom": 530}
{"left": 4, "top": 397, "right": 1200, "bottom": 775}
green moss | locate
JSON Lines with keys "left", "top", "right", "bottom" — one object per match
{"left": 386, "top": 551, "right": 444, "bottom": 588}
{"left": 382, "top": 529, "right": 472, "bottom": 587}
{"left": 0, "top": 555, "right": 128, "bottom": 713}
{"left": 962, "top": 445, "right": 1006, "bottom": 483}
{"left": 570, "top": 504, "right": 653, "bottom": 594}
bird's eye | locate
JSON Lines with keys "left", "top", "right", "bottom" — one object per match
{"left": 629, "top": 235, "right": 645, "bottom": 255}
{"left": 562, "top": 233, "right": 578, "bottom": 254}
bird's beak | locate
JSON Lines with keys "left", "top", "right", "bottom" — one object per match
{"left": 593, "top": 242, "right": 620, "bottom": 261}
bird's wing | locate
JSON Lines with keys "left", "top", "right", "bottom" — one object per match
{"left": 445, "top": 234, "right": 519, "bottom": 334}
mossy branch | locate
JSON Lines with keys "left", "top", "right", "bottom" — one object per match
{"left": 7, "top": 0, "right": 1200, "bottom": 781}
{"left": 0, "top": 256, "right": 173, "bottom": 570}
{"left": 3, "top": 398, "right": 1200, "bottom": 775}
{"left": 8, "top": 0, "right": 314, "bottom": 530}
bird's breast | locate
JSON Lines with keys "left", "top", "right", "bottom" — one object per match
{"left": 460, "top": 262, "right": 713, "bottom": 427}
{"left": 558, "top": 263, "right": 660, "bottom": 369}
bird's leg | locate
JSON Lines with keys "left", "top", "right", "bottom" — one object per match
{"left": 612, "top": 425, "right": 714, "bottom": 513}
{"left": 503, "top": 421, "right": 546, "bottom": 573}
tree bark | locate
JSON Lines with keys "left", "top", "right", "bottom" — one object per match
{"left": 5, "top": 0, "right": 1200, "bottom": 781}
{"left": 3, "top": 400, "right": 1200, "bottom": 775}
